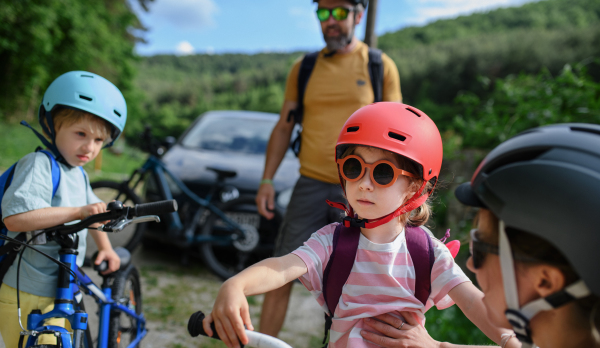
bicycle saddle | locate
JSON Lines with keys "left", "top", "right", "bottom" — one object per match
{"left": 92, "top": 247, "right": 132, "bottom": 273}
{"left": 206, "top": 166, "right": 237, "bottom": 179}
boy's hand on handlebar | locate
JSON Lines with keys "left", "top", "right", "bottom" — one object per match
{"left": 79, "top": 202, "right": 108, "bottom": 221}
{"left": 204, "top": 280, "right": 254, "bottom": 348}
{"left": 256, "top": 183, "right": 275, "bottom": 220}
{"left": 94, "top": 247, "right": 121, "bottom": 275}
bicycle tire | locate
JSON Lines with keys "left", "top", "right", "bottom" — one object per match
{"left": 199, "top": 196, "right": 282, "bottom": 280}
{"left": 108, "top": 265, "right": 143, "bottom": 348}
{"left": 91, "top": 181, "right": 146, "bottom": 252}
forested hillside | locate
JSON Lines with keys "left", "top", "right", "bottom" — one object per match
{"left": 130, "top": 0, "right": 600, "bottom": 146}
{"left": 1, "top": 0, "right": 599, "bottom": 150}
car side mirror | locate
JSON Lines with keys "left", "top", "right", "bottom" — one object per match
{"left": 163, "top": 136, "right": 176, "bottom": 150}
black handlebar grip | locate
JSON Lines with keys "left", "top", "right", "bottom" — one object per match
{"left": 94, "top": 260, "right": 108, "bottom": 273}
{"left": 132, "top": 200, "right": 178, "bottom": 217}
{"left": 188, "top": 311, "right": 217, "bottom": 338}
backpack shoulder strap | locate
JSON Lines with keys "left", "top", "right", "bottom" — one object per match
{"left": 37, "top": 149, "right": 61, "bottom": 198}
{"left": 367, "top": 47, "right": 384, "bottom": 103}
{"left": 405, "top": 225, "right": 435, "bottom": 305}
{"left": 322, "top": 222, "right": 361, "bottom": 317}
{"left": 287, "top": 51, "right": 320, "bottom": 125}
{"left": 321, "top": 222, "right": 361, "bottom": 346}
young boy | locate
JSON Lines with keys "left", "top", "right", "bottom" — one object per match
{"left": 0, "top": 71, "right": 127, "bottom": 347}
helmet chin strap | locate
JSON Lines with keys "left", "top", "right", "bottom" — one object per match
{"left": 20, "top": 105, "right": 70, "bottom": 167}
{"left": 327, "top": 180, "right": 428, "bottom": 229}
{"left": 499, "top": 220, "right": 592, "bottom": 348}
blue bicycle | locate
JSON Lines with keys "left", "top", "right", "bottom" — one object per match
{"left": 2, "top": 199, "right": 177, "bottom": 348}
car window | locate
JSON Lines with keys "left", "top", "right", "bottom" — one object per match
{"left": 181, "top": 115, "right": 294, "bottom": 157}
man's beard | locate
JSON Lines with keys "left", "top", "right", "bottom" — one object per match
{"left": 323, "top": 24, "right": 354, "bottom": 51}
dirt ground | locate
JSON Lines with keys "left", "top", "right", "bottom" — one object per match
{"left": 0, "top": 244, "right": 324, "bottom": 348}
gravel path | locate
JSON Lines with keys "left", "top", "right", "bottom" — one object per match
{"left": 0, "top": 245, "right": 324, "bottom": 348}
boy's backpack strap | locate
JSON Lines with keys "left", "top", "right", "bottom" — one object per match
{"left": 0, "top": 233, "right": 26, "bottom": 285}
{"left": 367, "top": 48, "right": 384, "bottom": 103}
{"left": 0, "top": 149, "right": 62, "bottom": 285}
{"left": 37, "top": 149, "right": 61, "bottom": 197}
{"left": 405, "top": 226, "right": 435, "bottom": 305}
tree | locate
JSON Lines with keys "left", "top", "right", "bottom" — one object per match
{"left": 0, "top": 0, "right": 147, "bottom": 121}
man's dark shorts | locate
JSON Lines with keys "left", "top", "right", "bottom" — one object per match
{"left": 274, "top": 175, "right": 346, "bottom": 257}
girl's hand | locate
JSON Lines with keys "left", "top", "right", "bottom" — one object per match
{"left": 94, "top": 247, "right": 121, "bottom": 275}
{"left": 203, "top": 280, "right": 254, "bottom": 348}
{"left": 79, "top": 202, "right": 107, "bottom": 220}
{"left": 361, "top": 311, "right": 441, "bottom": 348}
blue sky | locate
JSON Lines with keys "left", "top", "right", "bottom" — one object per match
{"left": 131, "top": 0, "right": 537, "bottom": 56}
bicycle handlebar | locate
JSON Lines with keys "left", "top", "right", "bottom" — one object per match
{"left": 188, "top": 311, "right": 293, "bottom": 348}
{"left": 46, "top": 199, "right": 178, "bottom": 236}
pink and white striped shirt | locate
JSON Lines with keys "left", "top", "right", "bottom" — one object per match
{"left": 292, "top": 223, "right": 470, "bottom": 348}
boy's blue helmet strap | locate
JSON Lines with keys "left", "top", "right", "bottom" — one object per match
{"left": 20, "top": 120, "right": 67, "bottom": 165}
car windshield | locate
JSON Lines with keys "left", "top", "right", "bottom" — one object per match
{"left": 181, "top": 115, "right": 286, "bottom": 155}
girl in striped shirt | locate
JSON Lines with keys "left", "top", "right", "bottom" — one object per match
{"left": 203, "top": 103, "right": 519, "bottom": 348}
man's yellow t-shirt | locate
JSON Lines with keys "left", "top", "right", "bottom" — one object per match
{"left": 284, "top": 41, "right": 401, "bottom": 184}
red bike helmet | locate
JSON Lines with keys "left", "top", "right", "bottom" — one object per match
{"left": 329, "top": 102, "right": 443, "bottom": 229}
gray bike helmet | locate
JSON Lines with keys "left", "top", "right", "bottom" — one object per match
{"left": 455, "top": 123, "right": 600, "bottom": 346}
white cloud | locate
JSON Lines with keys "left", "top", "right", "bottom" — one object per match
{"left": 150, "top": 0, "right": 219, "bottom": 29}
{"left": 175, "top": 41, "right": 194, "bottom": 55}
{"left": 411, "top": 0, "right": 535, "bottom": 25}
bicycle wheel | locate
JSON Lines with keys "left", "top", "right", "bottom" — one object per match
{"left": 108, "top": 265, "right": 143, "bottom": 348}
{"left": 199, "top": 196, "right": 282, "bottom": 280}
{"left": 90, "top": 181, "right": 145, "bottom": 253}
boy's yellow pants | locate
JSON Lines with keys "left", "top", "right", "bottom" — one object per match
{"left": 0, "top": 284, "right": 71, "bottom": 348}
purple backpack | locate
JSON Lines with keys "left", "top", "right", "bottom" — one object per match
{"left": 320, "top": 222, "right": 439, "bottom": 345}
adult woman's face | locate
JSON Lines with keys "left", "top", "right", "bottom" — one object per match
{"left": 466, "top": 211, "right": 541, "bottom": 330}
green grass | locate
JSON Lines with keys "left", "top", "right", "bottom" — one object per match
{"left": 0, "top": 121, "right": 145, "bottom": 178}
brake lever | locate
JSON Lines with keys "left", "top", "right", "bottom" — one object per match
{"left": 97, "top": 216, "right": 161, "bottom": 233}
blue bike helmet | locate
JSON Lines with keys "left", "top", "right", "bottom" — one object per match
{"left": 37, "top": 71, "right": 127, "bottom": 149}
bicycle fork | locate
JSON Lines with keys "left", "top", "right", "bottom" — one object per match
{"left": 24, "top": 249, "right": 89, "bottom": 348}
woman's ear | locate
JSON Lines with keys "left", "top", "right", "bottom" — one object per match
{"left": 532, "top": 264, "right": 566, "bottom": 298}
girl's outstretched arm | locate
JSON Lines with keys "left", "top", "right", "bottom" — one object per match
{"left": 203, "top": 253, "right": 307, "bottom": 348}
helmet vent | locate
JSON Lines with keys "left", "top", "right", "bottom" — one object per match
{"left": 80, "top": 74, "right": 94, "bottom": 78}
{"left": 347, "top": 126, "right": 359, "bottom": 132}
{"left": 570, "top": 126, "right": 600, "bottom": 136}
{"left": 406, "top": 108, "right": 421, "bottom": 117}
{"left": 388, "top": 132, "right": 406, "bottom": 142}
{"left": 114, "top": 110, "right": 122, "bottom": 117}
{"left": 79, "top": 95, "right": 93, "bottom": 101}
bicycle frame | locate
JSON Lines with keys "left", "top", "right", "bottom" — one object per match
{"left": 25, "top": 247, "right": 146, "bottom": 348}
{"left": 127, "top": 155, "right": 248, "bottom": 246}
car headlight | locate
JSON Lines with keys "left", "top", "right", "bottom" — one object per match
{"left": 276, "top": 188, "right": 293, "bottom": 210}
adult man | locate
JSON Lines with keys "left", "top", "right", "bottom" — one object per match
{"left": 255, "top": 0, "right": 401, "bottom": 337}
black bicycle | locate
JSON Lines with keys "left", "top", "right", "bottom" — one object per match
{"left": 91, "top": 127, "right": 282, "bottom": 279}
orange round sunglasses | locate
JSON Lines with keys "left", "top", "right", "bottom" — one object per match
{"left": 337, "top": 155, "right": 417, "bottom": 188}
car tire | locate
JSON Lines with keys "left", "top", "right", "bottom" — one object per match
{"left": 199, "top": 196, "right": 282, "bottom": 280}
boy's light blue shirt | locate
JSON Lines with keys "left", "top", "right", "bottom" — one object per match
{"left": 1, "top": 151, "right": 101, "bottom": 297}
